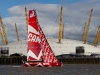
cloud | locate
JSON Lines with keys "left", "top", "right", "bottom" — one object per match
{"left": 1, "top": 0, "right": 100, "bottom": 44}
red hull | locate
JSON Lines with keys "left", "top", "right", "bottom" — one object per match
{"left": 23, "top": 61, "right": 63, "bottom": 67}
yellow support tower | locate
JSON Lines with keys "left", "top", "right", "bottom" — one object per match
{"left": 82, "top": 22, "right": 87, "bottom": 41}
{"left": 25, "top": 7, "right": 28, "bottom": 34}
{"left": 94, "top": 25, "right": 100, "bottom": 46}
{"left": 62, "top": 24, "right": 64, "bottom": 39}
{"left": 0, "top": 28, "right": 5, "bottom": 45}
{"left": 84, "top": 9, "right": 93, "bottom": 44}
{"left": 0, "top": 15, "right": 9, "bottom": 45}
{"left": 58, "top": 6, "right": 63, "bottom": 43}
{"left": 15, "top": 23, "right": 20, "bottom": 41}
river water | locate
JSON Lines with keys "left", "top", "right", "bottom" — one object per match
{"left": 0, "top": 64, "right": 100, "bottom": 75}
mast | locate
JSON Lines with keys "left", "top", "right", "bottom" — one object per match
{"left": 58, "top": 6, "right": 63, "bottom": 43}
{"left": 82, "top": 22, "right": 87, "bottom": 41}
{"left": 15, "top": 23, "right": 20, "bottom": 41}
{"left": 84, "top": 9, "right": 93, "bottom": 44}
{"left": 0, "top": 15, "right": 9, "bottom": 45}
{"left": 0, "top": 28, "right": 5, "bottom": 45}
{"left": 25, "top": 7, "right": 28, "bottom": 34}
{"left": 94, "top": 25, "right": 100, "bottom": 46}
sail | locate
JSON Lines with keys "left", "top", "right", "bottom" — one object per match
{"left": 27, "top": 10, "right": 43, "bottom": 61}
{"left": 39, "top": 25, "right": 58, "bottom": 63}
{"left": 23, "top": 9, "right": 63, "bottom": 67}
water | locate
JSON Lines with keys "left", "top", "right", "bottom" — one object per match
{"left": 0, "top": 64, "right": 100, "bottom": 75}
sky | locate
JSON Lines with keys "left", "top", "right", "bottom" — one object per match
{"left": 0, "top": 0, "right": 100, "bottom": 44}
{"left": 0, "top": 0, "right": 84, "bottom": 18}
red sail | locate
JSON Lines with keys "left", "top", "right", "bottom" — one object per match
{"left": 27, "top": 10, "right": 43, "bottom": 61}
{"left": 39, "top": 25, "right": 59, "bottom": 63}
{"left": 23, "top": 9, "right": 63, "bottom": 67}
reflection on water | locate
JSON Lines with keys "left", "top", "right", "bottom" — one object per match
{"left": 0, "top": 64, "right": 100, "bottom": 75}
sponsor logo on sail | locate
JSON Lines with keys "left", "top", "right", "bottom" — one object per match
{"left": 28, "top": 33, "right": 41, "bottom": 43}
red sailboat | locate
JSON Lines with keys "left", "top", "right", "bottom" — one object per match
{"left": 23, "top": 9, "right": 63, "bottom": 67}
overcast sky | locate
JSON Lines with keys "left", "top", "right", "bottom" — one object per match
{"left": 0, "top": 0, "right": 100, "bottom": 44}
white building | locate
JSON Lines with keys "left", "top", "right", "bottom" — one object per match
{"left": 0, "top": 38, "right": 100, "bottom": 56}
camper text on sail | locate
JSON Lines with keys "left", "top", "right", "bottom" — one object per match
{"left": 28, "top": 33, "right": 41, "bottom": 43}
